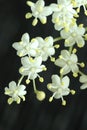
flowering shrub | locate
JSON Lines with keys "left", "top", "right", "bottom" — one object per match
{"left": 4, "top": 0, "right": 87, "bottom": 106}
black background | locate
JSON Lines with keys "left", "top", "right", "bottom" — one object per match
{"left": 0, "top": 0, "right": 87, "bottom": 130}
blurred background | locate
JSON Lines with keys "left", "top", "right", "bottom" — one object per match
{"left": 0, "top": 0, "right": 87, "bottom": 130}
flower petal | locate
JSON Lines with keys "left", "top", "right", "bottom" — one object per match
{"left": 21, "top": 33, "right": 29, "bottom": 43}
{"left": 79, "top": 75, "right": 87, "bottom": 83}
{"left": 55, "top": 58, "right": 66, "bottom": 67}
{"left": 52, "top": 75, "right": 60, "bottom": 86}
{"left": 62, "top": 76, "right": 70, "bottom": 88}
{"left": 80, "top": 83, "right": 87, "bottom": 90}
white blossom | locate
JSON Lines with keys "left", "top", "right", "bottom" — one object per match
{"left": 26, "top": 0, "right": 52, "bottom": 25}
{"left": 79, "top": 75, "right": 87, "bottom": 89}
{"left": 72, "top": 0, "right": 87, "bottom": 15}
{"left": 51, "top": 0, "right": 77, "bottom": 31}
{"left": 60, "top": 24, "right": 85, "bottom": 47}
{"left": 55, "top": 50, "right": 79, "bottom": 75}
{"left": 12, "top": 33, "right": 39, "bottom": 57}
{"left": 47, "top": 74, "right": 70, "bottom": 104}
{"left": 4, "top": 81, "right": 27, "bottom": 104}
{"left": 36, "top": 36, "right": 55, "bottom": 61}
{"left": 19, "top": 56, "right": 46, "bottom": 80}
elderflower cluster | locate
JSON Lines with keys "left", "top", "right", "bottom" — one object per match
{"left": 51, "top": 0, "right": 77, "bottom": 31}
{"left": 12, "top": 33, "right": 55, "bottom": 61}
{"left": 4, "top": 0, "right": 87, "bottom": 106}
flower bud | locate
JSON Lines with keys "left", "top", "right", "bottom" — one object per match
{"left": 36, "top": 91, "right": 46, "bottom": 101}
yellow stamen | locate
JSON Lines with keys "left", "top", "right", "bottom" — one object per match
{"left": 29, "top": 57, "right": 34, "bottom": 62}
{"left": 50, "top": 57, "right": 55, "bottom": 62}
{"left": 8, "top": 98, "right": 13, "bottom": 105}
{"left": 26, "top": 1, "right": 34, "bottom": 7}
{"left": 49, "top": 97, "right": 53, "bottom": 102}
{"left": 62, "top": 100, "right": 66, "bottom": 106}
{"left": 25, "top": 13, "right": 32, "bottom": 19}
{"left": 36, "top": 91, "right": 46, "bottom": 101}
{"left": 41, "top": 18, "right": 47, "bottom": 24}
{"left": 70, "top": 90, "right": 76, "bottom": 95}
{"left": 60, "top": 68, "right": 63, "bottom": 74}
{"left": 84, "top": 34, "right": 87, "bottom": 40}
{"left": 77, "top": 43, "right": 83, "bottom": 48}
{"left": 19, "top": 67, "right": 24, "bottom": 73}
{"left": 79, "top": 24, "right": 83, "bottom": 28}
{"left": 73, "top": 73, "right": 78, "bottom": 77}
{"left": 42, "top": 67, "right": 47, "bottom": 71}
{"left": 76, "top": 8, "right": 80, "bottom": 13}
{"left": 80, "top": 62, "right": 85, "bottom": 68}
{"left": 39, "top": 77, "right": 44, "bottom": 82}
{"left": 54, "top": 44, "right": 60, "bottom": 48}
{"left": 47, "top": 83, "right": 52, "bottom": 89}
{"left": 72, "top": 48, "right": 77, "bottom": 54}
{"left": 18, "top": 52, "right": 23, "bottom": 57}
{"left": 32, "top": 18, "right": 38, "bottom": 26}
{"left": 26, "top": 79, "right": 30, "bottom": 84}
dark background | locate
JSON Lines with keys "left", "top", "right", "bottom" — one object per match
{"left": 0, "top": 0, "right": 87, "bottom": 130}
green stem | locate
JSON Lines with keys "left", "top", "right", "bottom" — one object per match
{"left": 79, "top": 70, "right": 85, "bottom": 76}
{"left": 18, "top": 75, "right": 24, "bottom": 86}
{"left": 54, "top": 37, "right": 62, "bottom": 42}
{"left": 33, "top": 79, "right": 37, "bottom": 93}
{"left": 69, "top": 46, "right": 73, "bottom": 54}
{"left": 60, "top": 73, "right": 63, "bottom": 81}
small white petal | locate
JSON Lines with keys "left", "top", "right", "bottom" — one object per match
{"left": 80, "top": 83, "right": 87, "bottom": 89}
{"left": 79, "top": 75, "right": 87, "bottom": 83}
{"left": 62, "top": 76, "right": 70, "bottom": 88}
{"left": 61, "top": 50, "right": 70, "bottom": 59}
{"left": 9, "top": 81, "right": 16, "bottom": 89}
{"left": 62, "top": 65, "right": 70, "bottom": 75}
{"left": 50, "top": 4, "right": 59, "bottom": 12}
{"left": 52, "top": 75, "right": 60, "bottom": 86}
{"left": 42, "top": 7, "right": 52, "bottom": 16}
{"left": 21, "top": 57, "right": 30, "bottom": 67}
{"left": 55, "top": 59, "right": 66, "bottom": 67}
{"left": 70, "top": 54, "right": 78, "bottom": 63}
{"left": 12, "top": 42, "right": 23, "bottom": 50}
{"left": 21, "top": 33, "right": 29, "bottom": 43}
{"left": 71, "top": 64, "right": 79, "bottom": 73}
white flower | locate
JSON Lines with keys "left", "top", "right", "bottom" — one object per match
{"left": 72, "top": 0, "right": 87, "bottom": 15}
{"left": 79, "top": 75, "right": 87, "bottom": 89}
{"left": 47, "top": 74, "right": 70, "bottom": 104}
{"left": 19, "top": 56, "right": 46, "bottom": 80}
{"left": 60, "top": 24, "right": 85, "bottom": 47}
{"left": 55, "top": 50, "right": 79, "bottom": 75}
{"left": 26, "top": 0, "right": 52, "bottom": 25}
{"left": 51, "top": 0, "right": 77, "bottom": 30}
{"left": 4, "top": 81, "right": 27, "bottom": 104}
{"left": 36, "top": 36, "right": 55, "bottom": 61}
{"left": 12, "top": 33, "right": 39, "bottom": 57}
